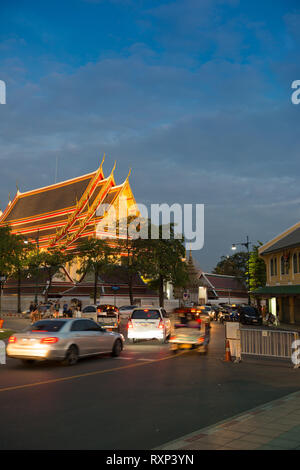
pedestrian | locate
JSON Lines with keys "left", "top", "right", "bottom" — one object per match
{"left": 30, "top": 306, "right": 38, "bottom": 324}
{"left": 54, "top": 301, "right": 60, "bottom": 318}
{"left": 63, "top": 302, "right": 68, "bottom": 316}
{"left": 49, "top": 302, "right": 55, "bottom": 318}
{"left": 74, "top": 307, "right": 81, "bottom": 318}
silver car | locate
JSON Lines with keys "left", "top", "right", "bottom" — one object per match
{"left": 6, "top": 318, "right": 124, "bottom": 366}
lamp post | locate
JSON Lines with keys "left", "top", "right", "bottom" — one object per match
{"left": 231, "top": 235, "right": 252, "bottom": 305}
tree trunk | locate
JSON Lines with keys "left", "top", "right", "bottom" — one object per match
{"left": 159, "top": 275, "right": 164, "bottom": 308}
{"left": 17, "top": 268, "right": 21, "bottom": 313}
{"left": 93, "top": 268, "right": 98, "bottom": 305}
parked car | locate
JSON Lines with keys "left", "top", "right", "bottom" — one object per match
{"left": 119, "top": 305, "right": 138, "bottom": 319}
{"left": 6, "top": 318, "right": 124, "bottom": 366}
{"left": 127, "top": 307, "right": 171, "bottom": 343}
{"left": 238, "top": 306, "right": 262, "bottom": 325}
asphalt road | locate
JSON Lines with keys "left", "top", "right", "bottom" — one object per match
{"left": 0, "top": 319, "right": 299, "bottom": 450}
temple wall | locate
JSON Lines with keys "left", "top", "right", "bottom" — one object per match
{"left": 1, "top": 294, "right": 177, "bottom": 313}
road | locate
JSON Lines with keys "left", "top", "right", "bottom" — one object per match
{"left": 0, "top": 318, "right": 299, "bottom": 450}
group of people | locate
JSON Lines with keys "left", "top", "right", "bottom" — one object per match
{"left": 29, "top": 300, "right": 82, "bottom": 323}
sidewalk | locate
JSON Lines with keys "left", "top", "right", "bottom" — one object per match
{"left": 158, "top": 391, "right": 300, "bottom": 450}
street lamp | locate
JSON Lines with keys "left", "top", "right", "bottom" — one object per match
{"left": 231, "top": 235, "right": 252, "bottom": 305}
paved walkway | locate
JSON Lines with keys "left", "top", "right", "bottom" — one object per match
{"left": 158, "top": 391, "right": 300, "bottom": 450}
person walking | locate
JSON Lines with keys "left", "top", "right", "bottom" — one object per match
{"left": 30, "top": 305, "right": 38, "bottom": 324}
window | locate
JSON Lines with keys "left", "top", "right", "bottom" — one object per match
{"left": 131, "top": 309, "right": 161, "bottom": 320}
{"left": 293, "top": 253, "right": 298, "bottom": 274}
{"left": 83, "top": 306, "right": 96, "bottom": 313}
{"left": 281, "top": 256, "right": 285, "bottom": 275}
{"left": 274, "top": 257, "right": 277, "bottom": 275}
{"left": 29, "top": 321, "right": 66, "bottom": 332}
{"left": 270, "top": 259, "right": 274, "bottom": 276}
{"left": 71, "top": 319, "right": 100, "bottom": 331}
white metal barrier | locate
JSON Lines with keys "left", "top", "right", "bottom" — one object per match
{"left": 240, "top": 328, "right": 299, "bottom": 360}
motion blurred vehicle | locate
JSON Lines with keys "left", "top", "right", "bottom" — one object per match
{"left": 118, "top": 305, "right": 138, "bottom": 319}
{"left": 81, "top": 304, "right": 120, "bottom": 330}
{"left": 238, "top": 306, "right": 262, "bottom": 325}
{"left": 218, "top": 306, "right": 237, "bottom": 323}
{"left": 6, "top": 318, "right": 124, "bottom": 366}
{"left": 127, "top": 307, "right": 171, "bottom": 343}
{"left": 169, "top": 320, "right": 210, "bottom": 354}
{"left": 198, "top": 305, "right": 215, "bottom": 321}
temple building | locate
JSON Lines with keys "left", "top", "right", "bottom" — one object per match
{"left": 0, "top": 156, "right": 137, "bottom": 252}
{"left": 0, "top": 157, "right": 159, "bottom": 311}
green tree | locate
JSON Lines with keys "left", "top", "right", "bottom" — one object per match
{"left": 139, "top": 223, "right": 188, "bottom": 307}
{"left": 76, "top": 238, "right": 115, "bottom": 304}
{"left": 10, "top": 236, "right": 32, "bottom": 313}
{"left": 114, "top": 216, "right": 149, "bottom": 305}
{"left": 213, "top": 251, "right": 248, "bottom": 285}
{"left": 0, "top": 226, "right": 25, "bottom": 314}
{"left": 249, "top": 242, "right": 266, "bottom": 291}
{"left": 40, "top": 249, "right": 72, "bottom": 302}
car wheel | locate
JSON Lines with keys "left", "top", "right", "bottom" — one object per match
{"left": 112, "top": 339, "right": 122, "bottom": 357}
{"left": 62, "top": 345, "right": 79, "bottom": 366}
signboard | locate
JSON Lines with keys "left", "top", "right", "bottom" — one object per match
{"left": 111, "top": 286, "right": 120, "bottom": 292}
{"left": 225, "top": 322, "right": 240, "bottom": 340}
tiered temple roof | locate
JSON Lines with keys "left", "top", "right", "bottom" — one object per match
{"left": 0, "top": 156, "right": 138, "bottom": 250}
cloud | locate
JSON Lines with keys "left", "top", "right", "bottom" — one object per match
{"left": 0, "top": 0, "right": 300, "bottom": 271}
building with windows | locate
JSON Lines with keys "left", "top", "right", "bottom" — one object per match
{"left": 254, "top": 221, "right": 300, "bottom": 325}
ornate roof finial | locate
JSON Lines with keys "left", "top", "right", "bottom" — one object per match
{"left": 16, "top": 181, "right": 20, "bottom": 196}
{"left": 125, "top": 168, "right": 132, "bottom": 182}
{"left": 8, "top": 192, "right": 11, "bottom": 205}
{"left": 111, "top": 160, "right": 116, "bottom": 176}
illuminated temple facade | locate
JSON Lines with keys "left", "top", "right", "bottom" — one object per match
{"left": 0, "top": 157, "right": 160, "bottom": 311}
{"left": 0, "top": 156, "right": 137, "bottom": 251}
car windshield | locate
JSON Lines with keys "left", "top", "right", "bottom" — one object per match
{"left": 83, "top": 306, "right": 96, "bottom": 313}
{"left": 131, "top": 310, "right": 160, "bottom": 320}
{"left": 28, "top": 321, "right": 66, "bottom": 332}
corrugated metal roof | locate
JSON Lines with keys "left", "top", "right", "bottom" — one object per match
{"left": 261, "top": 227, "right": 300, "bottom": 255}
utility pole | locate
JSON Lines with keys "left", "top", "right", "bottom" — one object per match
{"left": 231, "top": 235, "right": 252, "bottom": 305}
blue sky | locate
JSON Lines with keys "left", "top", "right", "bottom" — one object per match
{"left": 0, "top": 0, "right": 300, "bottom": 270}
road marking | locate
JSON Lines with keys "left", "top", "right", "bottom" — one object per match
{"left": 0, "top": 351, "right": 186, "bottom": 394}
{"left": 136, "top": 358, "right": 155, "bottom": 362}
{"left": 113, "top": 356, "right": 133, "bottom": 360}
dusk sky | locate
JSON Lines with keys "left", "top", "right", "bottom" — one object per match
{"left": 0, "top": 0, "right": 300, "bottom": 271}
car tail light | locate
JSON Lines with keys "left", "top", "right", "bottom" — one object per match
{"left": 40, "top": 337, "right": 59, "bottom": 344}
{"left": 170, "top": 336, "right": 176, "bottom": 341}
{"left": 158, "top": 320, "right": 164, "bottom": 329}
{"left": 8, "top": 335, "right": 17, "bottom": 343}
{"left": 127, "top": 320, "right": 133, "bottom": 329}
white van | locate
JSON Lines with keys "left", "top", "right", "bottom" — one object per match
{"left": 127, "top": 307, "right": 171, "bottom": 343}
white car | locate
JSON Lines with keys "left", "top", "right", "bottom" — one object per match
{"left": 119, "top": 305, "right": 138, "bottom": 319}
{"left": 127, "top": 307, "right": 171, "bottom": 343}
